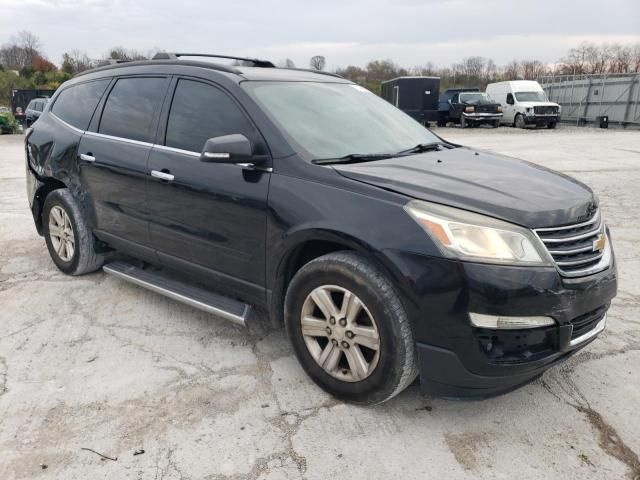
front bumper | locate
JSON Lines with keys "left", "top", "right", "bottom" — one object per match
{"left": 462, "top": 112, "right": 502, "bottom": 122}
{"left": 525, "top": 114, "right": 559, "bottom": 125}
{"left": 383, "top": 249, "right": 617, "bottom": 398}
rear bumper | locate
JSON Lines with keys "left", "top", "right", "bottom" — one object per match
{"left": 382, "top": 249, "right": 617, "bottom": 399}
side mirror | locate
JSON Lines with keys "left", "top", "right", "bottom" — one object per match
{"left": 200, "top": 134, "right": 254, "bottom": 163}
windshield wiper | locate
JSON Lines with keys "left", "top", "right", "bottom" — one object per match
{"left": 312, "top": 153, "right": 394, "bottom": 165}
{"left": 395, "top": 142, "right": 451, "bottom": 156}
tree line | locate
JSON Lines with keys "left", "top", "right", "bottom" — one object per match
{"left": 1, "top": 30, "right": 639, "bottom": 105}
{"left": 333, "top": 43, "right": 640, "bottom": 94}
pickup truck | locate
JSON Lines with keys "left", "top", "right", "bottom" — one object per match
{"left": 444, "top": 91, "right": 503, "bottom": 128}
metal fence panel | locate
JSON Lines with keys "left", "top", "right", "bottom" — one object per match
{"left": 538, "top": 74, "right": 639, "bottom": 126}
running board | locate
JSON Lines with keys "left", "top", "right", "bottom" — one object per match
{"left": 103, "top": 261, "right": 250, "bottom": 326}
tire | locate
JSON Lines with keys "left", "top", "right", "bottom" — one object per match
{"left": 460, "top": 116, "right": 467, "bottom": 129}
{"left": 514, "top": 114, "right": 526, "bottom": 129}
{"left": 547, "top": 121, "right": 557, "bottom": 129}
{"left": 284, "top": 251, "right": 418, "bottom": 405}
{"left": 43, "top": 188, "right": 104, "bottom": 275}
{"left": 493, "top": 120, "right": 500, "bottom": 128}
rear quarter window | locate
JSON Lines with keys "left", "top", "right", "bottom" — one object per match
{"left": 51, "top": 80, "right": 110, "bottom": 130}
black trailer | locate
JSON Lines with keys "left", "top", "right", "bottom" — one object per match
{"left": 380, "top": 76, "right": 440, "bottom": 124}
{"left": 11, "top": 89, "right": 56, "bottom": 123}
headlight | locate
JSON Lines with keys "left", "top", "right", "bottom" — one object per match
{"left": 465, "top": 106, "right": 475, "bottom": 113}
{"left": 403, "top": 200, "right": 553, "bottom": 266}
{"left": 496, "top": 106, "right": 502, "bottom": 113}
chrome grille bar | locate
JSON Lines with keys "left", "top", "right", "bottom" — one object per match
{"left": 534, "top": 209, "right": 610, "bottom": 277}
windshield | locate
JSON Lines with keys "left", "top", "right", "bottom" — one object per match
{"left": 459, "top": 92, "right": 491, "bottom": 103}
{"left": 243, "top": 82, "right": 440, "bottom": 160}
{"left": 515, "top": 91, "right": 547, "bottom": 102}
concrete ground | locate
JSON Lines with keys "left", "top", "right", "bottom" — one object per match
{"left": 0, "top": 125, "right": 639, "bottom": 480}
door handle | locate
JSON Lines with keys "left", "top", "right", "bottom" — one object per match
{"left": 151, "top": 170, "right": 175, "bottom": 182}
{"left": 79, "top": 153, "right": 95, "bottom": 162}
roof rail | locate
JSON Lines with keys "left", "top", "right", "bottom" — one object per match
{"left": 286, "top": 68, "right": 343, "bottom": 79}
{"left": 152, "top": 52, "right": 275, "bottom": 68}
{"left": 95, "top": 59, "right": 131, "bottom": 67}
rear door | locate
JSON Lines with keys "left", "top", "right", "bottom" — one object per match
{"left": 146, "top": 78, "right": 270, "bottom": 301}
{"left": 78, "top": 76, "right": 170, "bottom": 260}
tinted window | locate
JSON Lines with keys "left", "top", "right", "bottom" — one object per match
{"left": 100, "top": 77, "right": 167, "bottom": 143}
{"left": 52, "top": 80, "right": 110, "bottom": 130}
{"left": 166, "top": 79, "right": 254, "bottom": 152}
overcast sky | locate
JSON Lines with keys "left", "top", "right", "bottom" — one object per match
{"left": 1, "top": 0, "right": 638, "bottom": 69}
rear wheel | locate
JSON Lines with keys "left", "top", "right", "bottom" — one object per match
{"left": 514, "top": 114, "right": 526, "bottom": 129}
{"left": 284, "top": 251, "right": 418, "bottom": 404}
{"left": 43, "top": 189, "right": 104, "bottom": 275}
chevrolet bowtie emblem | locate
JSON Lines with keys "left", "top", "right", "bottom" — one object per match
{"left": 593, "top": 234, "right": 606, "bottom": 252}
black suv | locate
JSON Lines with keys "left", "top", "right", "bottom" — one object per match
{"left": 25, "top": 53, "right": 617, "bottom": 404}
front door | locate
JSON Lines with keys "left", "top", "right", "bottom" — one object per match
{"left": 79, "top": 76, "right": 169, "bottom": 258}
{"left": 503, "top": 92, "right": 516, "bottom": 124}
{"left": 146, "top": 78, "right": 270, "bottom": 302}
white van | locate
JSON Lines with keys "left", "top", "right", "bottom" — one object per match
{"left": 486, "top": 80, "right": 560, "bottom": 129}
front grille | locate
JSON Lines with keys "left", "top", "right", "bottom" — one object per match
{"left": 534, "top": 105, "right": 558, "bottom": 115}
{"left": 570, "top": 305, "right": 608, "bottom": 339}
{"left": 534, "top": 210, "right": 607, "bottom": 276}
{"left": 476, "top": 105, "right": 493, "bottom": 113}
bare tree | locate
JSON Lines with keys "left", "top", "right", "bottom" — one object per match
{"left": 309, "top": 55, "right": 326, "bottom": 71}
{"left": 106, "top": 46, "right": 147, "bottom": 61}
{"left": 0, "top": 30, "right": 42, "bottom": 70}
{"left": 484, "top": 58, "right": 497, "bottom": 80}
{"left": 502, "top": 60, "right": 521, "bottom": 80}
{"left": 278, "top": 58, "right": 296, "bottom": 68}
{"left": 16, "top": 30, "right": 41, "bottom": 67}
{"left": 458, "top": 56, "right": 485, "bottom": 79}
{"left": 62, "top": 49, "right": 94, "bottom": 74}
{"left": 608, "top": 44, "right": 632, "bottom": 73}
{"left": 631, "top": 43, "right": 640, "bottom": 73}
{"left": 521, "top": 60, "right": 547, "bottom": 79}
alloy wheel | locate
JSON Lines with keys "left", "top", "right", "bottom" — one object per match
{"left": 300, "top": 285, "right": 380, "bottom": 382}
{"left": 48, "top": 206, "right": 75, "bottom": 262}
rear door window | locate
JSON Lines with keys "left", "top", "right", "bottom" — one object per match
{"left": 51, "top": 80, "right": 110, "bottom": 130}
{"left": 99, "top": 77, "right": 168, "bottom": 143}
{"left": 165, "top": 79, "right": 255, "bottom": 153}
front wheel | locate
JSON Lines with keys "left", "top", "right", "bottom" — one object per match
{"left": 547, "top": 121, "right": 557, "bottom": 129}
{"left": 493, "top": 120, "right": 500, "bottom": 128}
{"left": 460, "top": 116, "right": 467, "bottom": 128}
{"left": 514, "top": 114, "right": 526, "bottom": 129}
{"left": 284, "top": 251, "right": 418, "bottom": 405}
{"left": 43, "top": 188, "right": 104, "bottom": 275}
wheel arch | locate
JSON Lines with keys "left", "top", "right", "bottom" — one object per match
{"left": 32, "top": 177, "right": 67, "bottom": 235}
{"left": 267, "top": 229, "right": 408, "bottom": 327}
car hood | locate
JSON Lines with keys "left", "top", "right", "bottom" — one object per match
{"left": 518, "top": 101, "right": 560, "bottom": 108}
{"left": 333, "top": 147, "right": 596, "bottom": 228}
{"left": 466, "top": 99, "right": 499, "bottom": 106}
